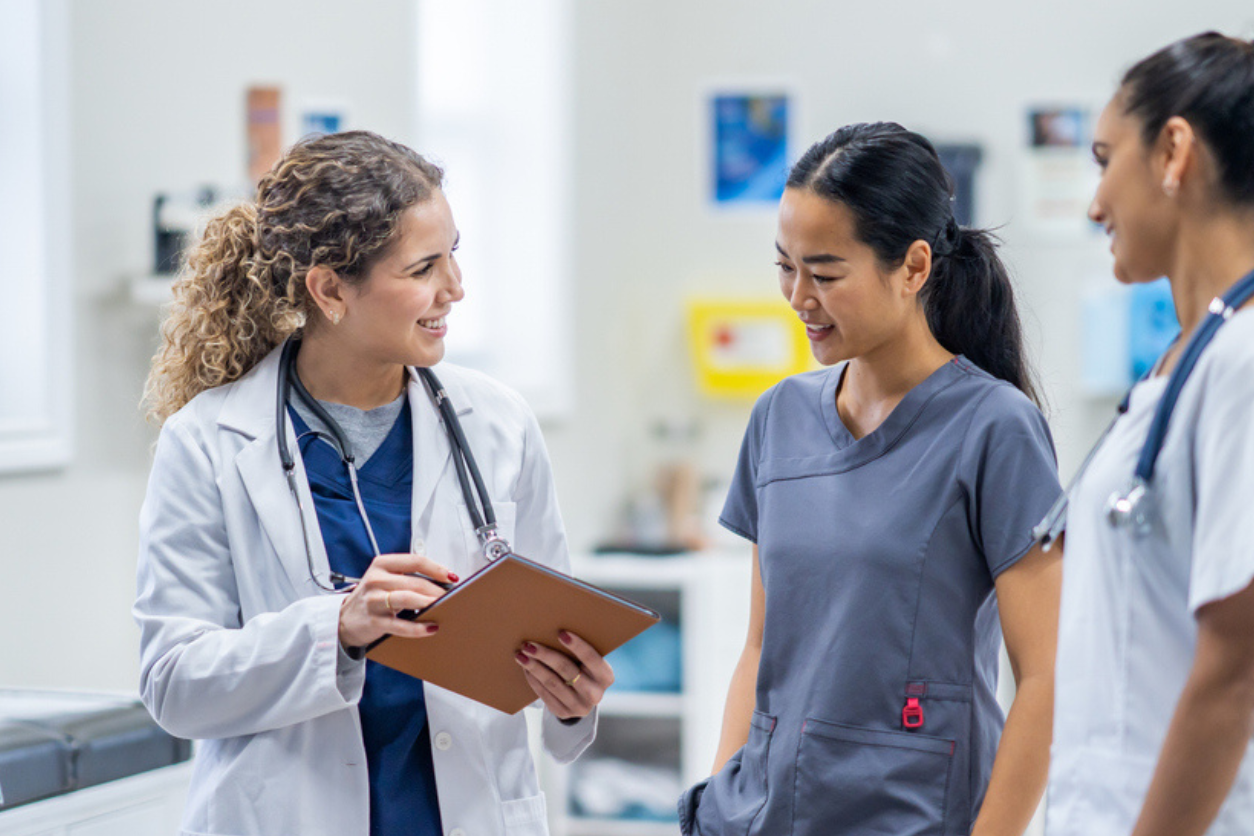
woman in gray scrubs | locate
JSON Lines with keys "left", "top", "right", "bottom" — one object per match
{"left": 680, "top": 124, "right": 1063, "bottom": 836}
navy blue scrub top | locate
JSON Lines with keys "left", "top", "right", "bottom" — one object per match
{"left": 682, "top": 358, "right": 1061, "bottom": 836}
{"left": 291, "top": 402, "right": 443, "bottom": 836}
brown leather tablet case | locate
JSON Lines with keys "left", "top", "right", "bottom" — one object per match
{"left": 366, "top": 554, "right": 660, "bottom": 714}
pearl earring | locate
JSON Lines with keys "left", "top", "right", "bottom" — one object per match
{"left": 327, "top": 309, "right": 341, "bottom": 325}
{"left": 1162, "top": 177, "right": 1179, "bottom": 198}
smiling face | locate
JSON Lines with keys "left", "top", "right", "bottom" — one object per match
{"left": 340, "top": 190, "right": 464, "bottom": 368}
{"left": 776, "top": 187, "right": 921, "bottom": 366}
{"left": 1089, "top": 95, "right": 1179, "bottom": 284}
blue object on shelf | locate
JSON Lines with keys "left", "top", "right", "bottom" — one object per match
{"left": 606, "top": 620, "right": 682, "bottom": 693}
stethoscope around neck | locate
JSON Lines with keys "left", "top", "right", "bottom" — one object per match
{"left": 275, "top": 337, "right": 512, "bottom": 592}
{"left": 1034, "top": 265, "right": 1254, "bottom": 549}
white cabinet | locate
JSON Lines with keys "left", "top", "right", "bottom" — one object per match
{"left": 545, "top": 551, "right": 753, "bottom": 836}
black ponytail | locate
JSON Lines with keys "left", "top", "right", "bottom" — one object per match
{"left": 925, "top": 226, "right": 1036, "bottom": 404}
{"left": 787, "top": 122, "right": 1040, "bottom": 406}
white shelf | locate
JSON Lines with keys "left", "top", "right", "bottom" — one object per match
{"left": 547, "top": 550, "right": 752, "bottom": 836}
{"left": 566, "top": 816, "right": 679, "bottom": 836}
{"left": 598, "top": 691, "right": 683, "bottom": 718}
{"left": 572, "top": 553, "right": 702, "bottom": 589}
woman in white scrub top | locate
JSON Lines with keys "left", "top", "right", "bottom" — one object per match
{"left": 1045, "top": 32, "right": 1254, "bottom": 836}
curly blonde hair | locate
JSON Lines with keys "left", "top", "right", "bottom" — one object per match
{"left": 143, "top": 131, "right": 444, "bottom": 424}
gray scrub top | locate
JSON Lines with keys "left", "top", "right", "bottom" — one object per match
{"left": 682, "top": 357, "right": 1061, "bottom": 836}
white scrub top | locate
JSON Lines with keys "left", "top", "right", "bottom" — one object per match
{"left": 1046, "top": 309, "right": 1254, "bottom": 836}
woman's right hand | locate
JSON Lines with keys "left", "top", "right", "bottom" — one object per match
{"left": 338, "top": 552, "right": 458, "bottom": 649}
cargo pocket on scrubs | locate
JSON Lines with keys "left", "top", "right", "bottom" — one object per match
{"left": 687, "top": 710, "right": 775, "bottom": 836}
{"left": 792, "top": 718, "right": 952, "bottom": 836}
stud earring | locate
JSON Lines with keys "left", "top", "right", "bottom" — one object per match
{"left": 327, "top": 309, "right": 341, "bottom": 325}
{"left": 1162, "top": 177, "right": 1179, "bottom": 198}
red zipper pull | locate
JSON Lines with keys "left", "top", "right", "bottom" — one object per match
{"left": 902, "top": 697, "right": 924, "bottom": 729}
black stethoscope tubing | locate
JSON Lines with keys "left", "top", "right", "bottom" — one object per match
{"left": 413, "top": 366, "right": 496, "bottom": 532}
{"left": 276, "top": 337, "right": 508, "bottom": 591}
{"left": 1035, "top": 265, "right": 1254, "bottom": 547}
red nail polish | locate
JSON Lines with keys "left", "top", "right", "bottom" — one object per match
{"left": 523, "top": 642, "right": 537, "bottom": 654}
{"left": 448, "top": 572, "right": 459, "bottom": 583}
{"left": 515, "top": 651, "right": 528, "bottom": 663}
{"left": 559, "top": 631, "right": 572, "bottom": 645}
{"left": 427, "top": 624, "right": 439, "bottom": 634}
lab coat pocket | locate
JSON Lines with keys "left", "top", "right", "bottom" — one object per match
{"left": 501, "top": 792, "right": 547, "bottom": 835}
{"left": 792, "top": 718, "right": 952, "bottom": 836}
{"left": 691, "top": 710, "right": 776, "bottom": 836}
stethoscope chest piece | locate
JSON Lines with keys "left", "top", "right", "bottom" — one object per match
{"left": 476, "top": 524, "right": 512, "bottom": 562}
{"left": 1105, "top": 476, "right": 1154, "bottom": 534}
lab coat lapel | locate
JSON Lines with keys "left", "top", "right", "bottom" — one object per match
{"left": 220, "top": 346, "right": 331, "bottom": 597}
{"left": 235, "top": 427, "right": 329, "bottom": 597}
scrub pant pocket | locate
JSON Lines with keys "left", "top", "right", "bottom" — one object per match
{"left": 682, "top": 710, "right": 776, "bottom": 836}
{"left": 792, "top": 718, "right": 953, "bottom": 836}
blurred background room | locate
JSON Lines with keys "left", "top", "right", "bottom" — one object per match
{"left": 1, "top": 1, "right": 1251, "bottom": 833}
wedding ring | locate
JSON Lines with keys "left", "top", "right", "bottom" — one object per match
{"left": 385, "top": 591, "right": 396, "bottom": 615}
{"left": 565, "top": 673, "right": 582, "bottom": 687}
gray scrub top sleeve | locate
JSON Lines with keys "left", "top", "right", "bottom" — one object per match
{"left": 719, "top": 388, "right": 775, "bottom": 543}
{"left": 960, "top": 383, "right": 1062, "bottom": 577}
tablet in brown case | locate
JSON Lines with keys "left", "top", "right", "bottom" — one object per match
{"left": 365, "top": 554, "right": 661, "bottom": 714}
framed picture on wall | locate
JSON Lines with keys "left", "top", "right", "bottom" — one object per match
{"left": 1020, "top": 104, "right": 1101, "bottom": 237}
{"left": 707, "top": 89, "right": 793, "bottom": 209}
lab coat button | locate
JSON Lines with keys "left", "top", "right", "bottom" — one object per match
{"left": 435, "top": 731, "right": 453, "bottom": 750}
{"left": 449, "top": 829, "right": 466, "bottom": 836}
{"left": 413, "top": 539, "right": 426, "bottom": 556}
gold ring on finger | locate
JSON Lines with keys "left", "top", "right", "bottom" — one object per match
{"left": 565, "top": 673, "right": 582, "bottom": 687}
{"left": 385, "top": 591, "right": 396, "bottom": 615}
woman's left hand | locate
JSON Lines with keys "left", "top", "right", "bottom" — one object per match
{"left": 515, "top": 630, "right": 614, "bottom": 721}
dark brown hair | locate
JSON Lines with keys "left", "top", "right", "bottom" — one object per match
{"left": 1121, "top": 32, "right": 1254, "bottom": 205}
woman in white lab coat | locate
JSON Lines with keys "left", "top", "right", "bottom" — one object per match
{"left": 135, "top": 130, "right": 609, "bottom": 836}
{"left": 1044, "top": 32, "right": 1254, "bottom": 836}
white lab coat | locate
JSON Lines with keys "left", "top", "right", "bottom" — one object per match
{"left": 134, "top": 346, "right": 596, "bottom": 836}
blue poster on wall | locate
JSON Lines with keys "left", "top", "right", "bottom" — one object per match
{"left": 1081, "top": 277, "right": 1179, "bottom": 396}
{"left": 711, "top": 93, "right": 789, "bottom": 205}
{"left": 1128, "top": 278, "right": 1178, "bottom": 379}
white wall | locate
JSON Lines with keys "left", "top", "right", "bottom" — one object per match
{"left": 544, "top": 1, "right": 1254, "bottom": 554}
{"left": 3, "top": 0, "right": 1254, "bottom": 696}
{"left": 0, "top": 0, "right": 417, "bottom": 690}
